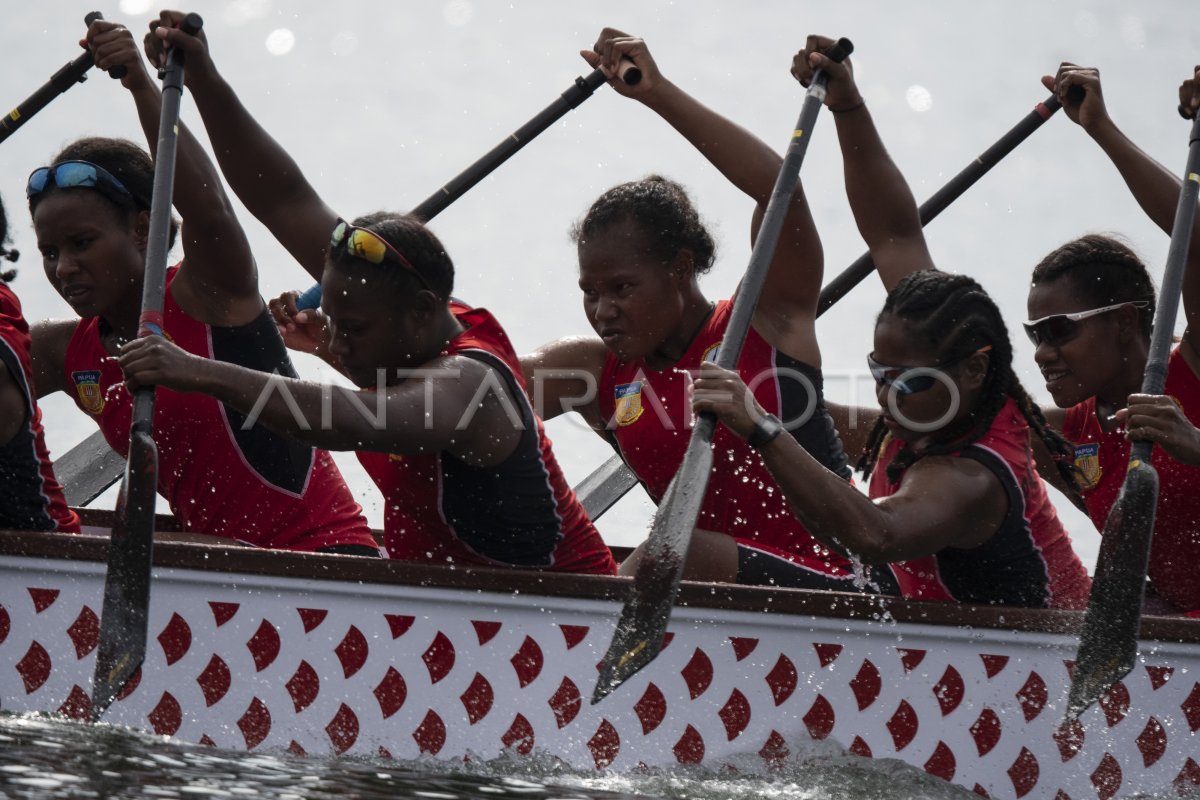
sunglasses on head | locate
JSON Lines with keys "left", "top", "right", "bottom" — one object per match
{"left": 329, "top": 218, "right": 430, "bottom": 290}
{"left": 1022, "top": 301, "right": 1149, "bottom": 347}
{"left": 867, "top": 345, "right": 993, "bottom": 396}
{"left": 26, "top": 160, "right": 146, "bottom": 210}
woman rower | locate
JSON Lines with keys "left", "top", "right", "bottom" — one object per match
{"left": 523, "top": 29, "right": 873, "bottom": 590}
{"left": 0, "top": 198, "right": 78, "bottom": 534}
{"left": 29, "top": 20, "right": 376, "bottom": 554}
{"left": 1026, "top": 64, "right": 1200, "bottom": 613}
{"left": 118, "top": 13, "right": 615, "bottom": 575}
{"left": 685, "top": 37, "right": 1091, "bottom": 609}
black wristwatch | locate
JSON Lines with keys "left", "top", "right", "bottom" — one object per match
{"left": 747, "top": 413, "right": 784, "bottom": 450}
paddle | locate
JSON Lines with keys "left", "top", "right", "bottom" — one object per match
{"left": 89, "top": 13, "right": 203, "bottom": 722}
{"left": 56, "top": 430, "right": 124, "bottom": 507}
{"left": 1064, "top": 111, "right": 1200, "bottom": 722}
{"left": 294, "top": 61, "right": 641, "bottom": 310}
{"left": 591, "top": 39, "right": 853, "bottom": 704}
{"left": 576, "top": 90, "right": 1075, "bottom": 519}
{"left": 0, "top": 12, "right": 124, "bottom": 145}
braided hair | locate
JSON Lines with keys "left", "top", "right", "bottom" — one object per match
{"left": 1032, "top": 233, "right": 1156, "bottom": 338}
{"left": 571, "top": 175, "right": 717, "bottom": 274}
{"left": 857, "top": 271, "right": 1082, "bottom": 501}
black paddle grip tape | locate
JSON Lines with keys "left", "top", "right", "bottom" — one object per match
{"left": 85, "top": 12, "right": 128, "bottom": 80}
{"left": 1065, "top": 84, "right": 1085, "bottom": 106}
{"left": 823, "top": 37, "right": 854, "bottom": 64}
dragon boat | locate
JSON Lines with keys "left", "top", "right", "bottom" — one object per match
{"left": 0, "top": 509, "right": 1198, "bottom": 800}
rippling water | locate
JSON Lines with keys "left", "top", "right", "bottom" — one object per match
{"left": 0, "top": 712, "right": 982, "bottom": 799}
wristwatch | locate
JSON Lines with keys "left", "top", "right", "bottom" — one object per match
{"left": 747, "top": 412, "right": 784, "bottom": 450}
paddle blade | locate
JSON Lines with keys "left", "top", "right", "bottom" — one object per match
{"left": 90, "top": 429, "right": 158, "bottom": 720}
{"left": 593, "top": 435, "right": 715, "bottom": 703}
{"left": 1065, "top": 459, "right": 1157, "bottom": 722}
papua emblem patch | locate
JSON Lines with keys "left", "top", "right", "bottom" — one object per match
{"left": 613, "top": 381, "right": 644, "bottom": 427}
{"left": 71, "top": 370, "right": 105, "bottom": 415}
{"left": 702, "top": 341, "right": 721, "bottom": 364}
{"left": 1073, "top": 442, "right": 1101, "bottom": 490}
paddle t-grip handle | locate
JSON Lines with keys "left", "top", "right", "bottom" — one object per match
{"left": 84, "top": 12, "right": 127, "bottom": 80}
{"left": 616, "top": 57, "right": 641, "bottom": 86}
{"left": 823, "top": 37, "right": 854, "bottom": 63}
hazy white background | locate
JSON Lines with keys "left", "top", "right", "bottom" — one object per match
{"left": 5, "top": 1, "right": 1199, "bottom": 570}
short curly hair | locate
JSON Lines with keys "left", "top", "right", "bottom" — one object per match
{"left": 572, "top": 175, "right": 716, "bottom": 274}
{"left": 328, "top": 211, "right": 454, "bottom": 300}
{"left": 1031, "top": 233, "right": 1155, "bottom": 339}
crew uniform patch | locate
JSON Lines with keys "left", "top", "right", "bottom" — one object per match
{"left": 613, "top": 381, "right": 644, "bottom": 426}
{"left": 1074, "top": 442, "right": 1101, "bottom": 490}
{"left": 71, "top": 370, "right": 105, "bottom": 415}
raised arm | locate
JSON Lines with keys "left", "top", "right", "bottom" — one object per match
{"left": 792, "top": 35, "right": 935, "bottom": 291}
{"left": 1049, "top": 63, "right": 1200, "bottom": 353}
{"left": 88, "top": 19, "right": 261, "bottom": 325}
{"left": 585, "top": 29, "right": 823, "bottom": 364}
{"left": 146, "top": 10, "right": 337, "bottom": 281}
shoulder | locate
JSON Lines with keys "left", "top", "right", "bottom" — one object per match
{"left": 28, "top": 318, "right": 78, "bottom": 396}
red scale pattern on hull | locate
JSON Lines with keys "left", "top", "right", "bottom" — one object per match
{"left": 208, "top": 602, "right": 239, "bottom": 627}
{"left": 1134, "top": 716, "right": 1166, "bottom": 767}
{"left": 802, "top": 694, "right": 835, "bottom": 741}
{"left": 246, "top": 621, "right": 281, "bottom": 673}
{"left": 373, "top": 667, "right": 407, "bottom": 719}
{"left": 413, "top": 710, "right": 446, "bottom": 755}
{"left": 27, "top": 588, "right": 58, "bottom": 613}
{"left": 460, "top": 672, "right": 494, "bottom": 725}
{"left": 285, "top": 660, "right": 320, "bottom": 713}
{"left": 471, "top": 620, "right": 501, "bottom": 645}
{"left": 923, "top": 740, "right": 956, "bottom": 781}
{"left": 850, "top": 660, "right": 882, "bottom": 711}
{"left": 16, "top": 641, "right": 50, "bottom": 694}
{"left": 335, "top": 626, "right": 369, "bottom": 679}
{"left": 148, "top": 692, "right": 182, "bottom": 737}
{"left": 764, "top": 654, "right": 797, "bottom": 706}
{"left": 57, "top": 685, "right": 90, "bottom": 720}
{"left": 633, "top": 683, "right": 666, "bottom": 735}
{"left": 1007, "top": 746, "right": 1039, "bottom": 799}
{"left": 326, "top": 703, "right": 359, "bottom": 754}
{"left": 509, "top": 636, "right": 544, "bottom": 688}
{"left": 548, "top": 677, "right": 581, "bottom": 729}
{"left": 1091, "top": 753, "right": 1122, "bottom": 800}
{"left": 886, "top": 700, "right": 918, "bottom": 751}
{"left": 673, "top": 724, "right": 705, "bottom": 764}
{"left": 197, "top": 654, "right": 232, "bottom": 708}
{"left": 1099, "top": 681, "right": 1130, "bottom": 727}
{"left": 680, "top": 648, "right": 713, "bottom": 700}
{"left": 156, "top": 612, "right": 192, "bottom": 667}
{"left": 717, "top": 688, "right": 751, "bottom": 741}
{"left": 1015, "top": 672, "right": 1047, "bottom": 722}
{"left": 932, "top": 666, "right": 964, "bottom": 716}
{"left": 587, "top": 719, "right": 620, "bottom": 769}
{"left": 238, "top": 697, "right": 272, "bottom": 750}
{"left": 559, "top": 625, "right": 588, "bottom": 650}
{"left": 501, "top": 713, "right": 535, "bottom": 755}
{"left": 297, "top": 608, "right": 327, "bottom": 633}
{"left": 66, "top": 606, "right": 99, "bottom": 659}
{"left": 422, "top": 632, "right": 455, "bottom": 684}
{"left": 968, "top": 708, "right": 1001, "bottom": 757}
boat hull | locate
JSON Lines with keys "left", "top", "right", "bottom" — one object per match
{"left": 1, "top": 528, "right": 1198, "bottom": 799}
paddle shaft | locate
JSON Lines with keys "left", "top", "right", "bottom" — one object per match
{"left": 295, "top": 64, "right": 634, "bottom": 310}
{"left": 592, "top": 41, "right": 851, "bottom": 703}
{"left": 576, "top": 92, "right": 1069, "bottom": 520}
{"left": 0, "top": 13, "right": 124, "bottom": 145}
{"left": 90, "top": 13, "right": 203, "bottom": 721}
{"left": 1065, "top": 112, "right": 1200, "bottom": 722}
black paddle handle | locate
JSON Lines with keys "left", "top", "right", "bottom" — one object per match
{"left": 715, "top": 38, "right": 853, "bottom": 370}
{"left": 86, "top": 12, "right": 128, "bottom": 80}
{"left": 0, "top": 13, "right": 123, "bottom": 144}
{"left": 1132, "top": 112, "right": 1200, "bottom": 462}
{"left": 90, "top": 12, "right": 204, "bottom": 722}
{"left": 295, "top": 65, "right": 635, "bottom": 311}
{"left": 817, "top": 91, "right": 1066, "bottom": 314}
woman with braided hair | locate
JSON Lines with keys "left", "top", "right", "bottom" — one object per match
{"left": 1026, "top": 66, "right": 1200, "bottom": 613}
{"left": 695, "top": 270, "right": 1091, "bottom": 608}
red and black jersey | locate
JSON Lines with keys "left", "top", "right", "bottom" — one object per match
{"left": 0, "top": 284, "right": 78, "bottom": 533}
{"left": 598, "top": 298, "right": 852, "bottom": 577}
{"left": 872, "top": 397, "right": 1091, "bottom": 609}
{"left": 1063, "top": 346, "right": 1200, "bottom": 612}
{"left": 61, "top": 267, "right": 374, "bottom": 552}
{"left": 358, "top": 302, "right": 615, "bottom": 574}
